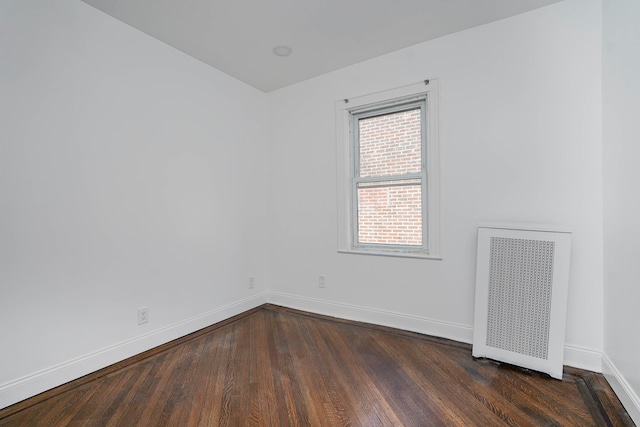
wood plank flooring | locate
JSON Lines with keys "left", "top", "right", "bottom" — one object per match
{"left": 0, "top": 305, "right": 634, "bottom": 426}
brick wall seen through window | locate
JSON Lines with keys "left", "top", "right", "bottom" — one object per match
{"left": 356, "top": 108, "right": 423, "bottom": 246}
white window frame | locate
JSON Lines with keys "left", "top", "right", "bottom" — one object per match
{"left": 336, "top": 80, "right": 441, "bottom": 259}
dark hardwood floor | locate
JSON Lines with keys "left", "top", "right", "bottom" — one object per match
{"left": 0, "top": 305, "right": 634, "bottom": 426}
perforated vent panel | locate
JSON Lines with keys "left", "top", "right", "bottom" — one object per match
{"left": 486, "top": 237, "right": 555, "bottom": 360}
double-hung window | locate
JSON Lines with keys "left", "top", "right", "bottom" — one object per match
{"left": 337, "top": 80, "right": 441, "bottom": 259}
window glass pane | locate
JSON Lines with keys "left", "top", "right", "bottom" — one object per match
{"left": 358, "top": 108, "right": 422, "bottom": 178}
{"left": 357, "top": 180, "right": 422, "bottom": 246}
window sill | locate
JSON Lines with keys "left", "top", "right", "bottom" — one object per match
{"left": 338, "top": 248, "right": 442, "bottom": 260}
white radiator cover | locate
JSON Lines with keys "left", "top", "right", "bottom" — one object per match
{"left": 472, "top": 225, "right": 572, "bottom": 380}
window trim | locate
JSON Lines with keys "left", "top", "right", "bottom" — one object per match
{"left": 336, "top": 80, "right": 441, "bottom": 259}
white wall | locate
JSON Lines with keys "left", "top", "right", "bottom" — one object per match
{"left": 0, "top": 0, "right": 268, "bottom": 408}
{"left": 602, "top": 0, "right": 640, "bottom": 422}
{"left": 267, "top": 0, "right": 603, "bottom": 369}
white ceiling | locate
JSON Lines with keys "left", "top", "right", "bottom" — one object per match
{"left": 82, "top": 0, "right": 563, "bottom": 92}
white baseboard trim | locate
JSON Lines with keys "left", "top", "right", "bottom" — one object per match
{"left": 1, "top": 291, "right": 615, "bottom": 414}
{"left": 602, "top": 353, "right": 640, "bottom": 425}
{"left": 563, "top": 344, "right": 602, "bottom": 372}
{"left": 267, "top": 291, "right": 474, "bottom": 344}
{"left": 0, "top": 292, "right": 268, "bottom": 411}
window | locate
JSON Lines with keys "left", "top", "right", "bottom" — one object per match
{"left": 336, "top": 80, "right": 441, "bottom": 259}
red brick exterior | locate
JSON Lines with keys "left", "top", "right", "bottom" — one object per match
{"left": 356, "top": 108, "right": 423, "bottom": 246}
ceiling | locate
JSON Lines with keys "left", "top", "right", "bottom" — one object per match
{"left": 82, "top": 0, "right": 564, "bottom": 92}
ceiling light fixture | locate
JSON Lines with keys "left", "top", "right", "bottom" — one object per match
{"left": 272, "top": 46, "right": 293, "bottom": 57}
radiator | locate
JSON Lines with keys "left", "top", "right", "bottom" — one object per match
{"left": 472, "top": 225, "right": 572, "bottom": 380}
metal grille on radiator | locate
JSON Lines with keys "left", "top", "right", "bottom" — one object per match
{"left": 487, "top": 237, "right": 554, "bottom": 360}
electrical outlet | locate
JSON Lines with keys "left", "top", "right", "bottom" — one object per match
{"left": 249, "top": 277, "right": 255, "bottom": 289}
{"left": 137, "top": 307, "right": 149, "bottom": 325}
{"left": 318, "top": 276, "right": 326, "bottom": 288}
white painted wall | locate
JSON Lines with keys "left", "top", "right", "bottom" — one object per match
{"left": 602, "top": 0, "right": 640, "bottom": 422}
{"left": 0, "top": 0, "right": 268, "bottom": 408}
{"left": 267, "top": 0, "right": 603, "bottom": 370}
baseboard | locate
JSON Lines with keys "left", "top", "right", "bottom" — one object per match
{"left": 0, "top": 292, "right": 268, "bottom": 411}
{"left": 1, "top": 290, "right": 612, "bottom": 413}
{"left": 267, "top": 291, "right": 474, "bottom": 344}
{"left": 563, "top": 344, "right": 602, "bottom": 372}
{"left": 602, "top": 353, "right": 640, "bottom": 425}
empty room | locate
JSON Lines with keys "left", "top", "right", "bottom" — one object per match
{"left": 1, "top": 0, "right": 638, "bottom": 425}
